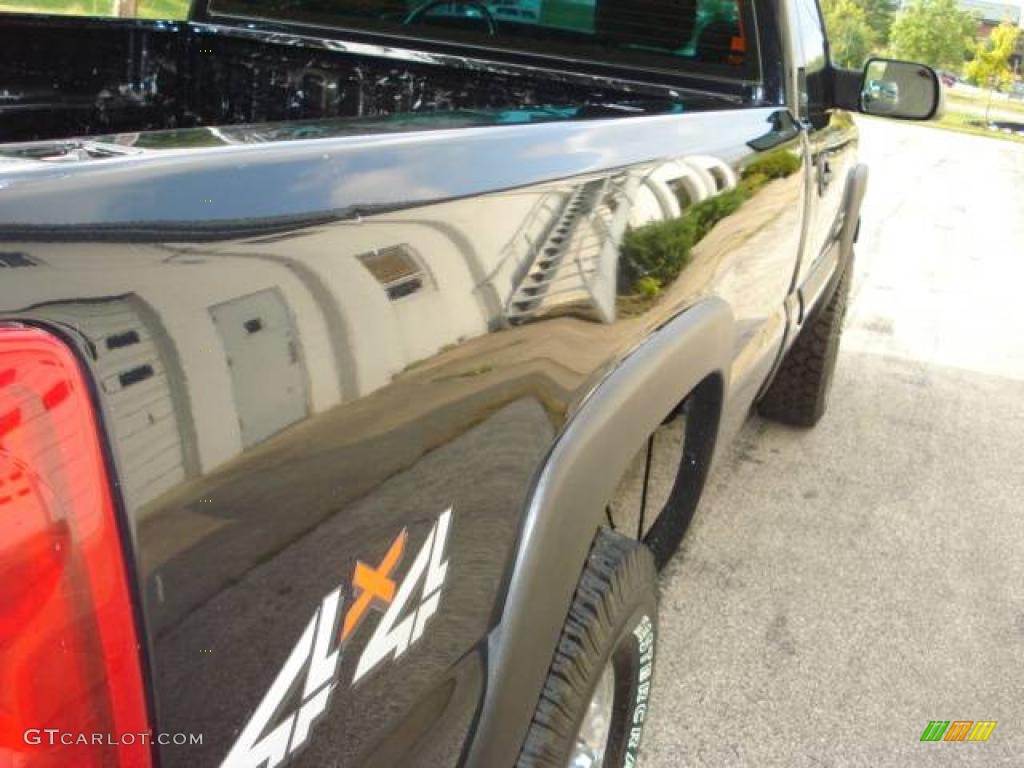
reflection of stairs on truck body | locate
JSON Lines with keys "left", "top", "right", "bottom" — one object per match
{"left": 477, "top": 190, "right": 568, "bottom": 321}
{"left": 505, "top": 176, "right": 630, "bottom": 325}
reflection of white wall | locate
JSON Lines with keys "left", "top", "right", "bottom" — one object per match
{"left": 24, "top": 295, "right": 189, "bottom": 512}
{"left": 686, "top": 155, "right": 739, "bottom": 194}
{"left": 5, "top": 177, "right": 620, "bottom": 503}
{"left": 630, "top": 182, "right": 676, "bottom": 227}
{"left": 352, "top": 220, "right": 488, "bottom": 377}
{"left": 630, "top": 157, "right": 738, "bottom": 228}
{"left": 10, "top": 243, "right": 338, "bottom": 475}
{"left": 9, "top": 196, "right": 529, "bottom": 491}
{"left": 230, "top": 217, "right": 494, "bottom": 396}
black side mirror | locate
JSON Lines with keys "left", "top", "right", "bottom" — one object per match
{"left": 831, "top": 58, "right": 943, "bottom": 121}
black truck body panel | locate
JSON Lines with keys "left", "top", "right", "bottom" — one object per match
{"left": 0, "top": 1, "right": 860, "bottom": 765}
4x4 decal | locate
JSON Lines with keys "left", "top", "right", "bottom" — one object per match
{"left": 353, "top": 508, "right": 450, "bottom": 684}
{"left": 341, "top": 529, "right": 406, "bottom": 642}
{"left": 220, "top": 508, "right": 453, "bottom": 768}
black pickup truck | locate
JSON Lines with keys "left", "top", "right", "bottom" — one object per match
{"left": 0, "top": 1, "right": 938, "bottom": 766}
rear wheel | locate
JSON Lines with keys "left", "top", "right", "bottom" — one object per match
{"left": 759, "top": 256, "right": 853, "bottom": 427}
{"left": 518, "top": 529, "right": 657, "bottom": 768}
{"left": 607, "top": 374, "right": 721, "bottom": 571}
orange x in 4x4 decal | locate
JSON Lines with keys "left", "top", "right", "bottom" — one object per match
{"left": 341, "top": 529, "right": 407, "bottom": 642}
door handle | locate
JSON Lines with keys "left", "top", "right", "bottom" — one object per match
{"left": 818, "top": 158, "right": 834, "bottom": 192}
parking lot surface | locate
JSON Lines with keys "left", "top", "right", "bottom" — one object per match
{"left": 642, "top": 117, "right": 1024, "bottom": 767}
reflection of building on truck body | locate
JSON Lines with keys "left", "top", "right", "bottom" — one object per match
{"left": 8, "top": 154, "right": 735, "bottom": 513}
{"left": 11, "top": 213, "right": 496, "bottom": 508}
{"left": 630, "top": 156, "right": 739, "bottom": 226}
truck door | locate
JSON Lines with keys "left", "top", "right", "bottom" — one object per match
{"left": 791, "top": 0, "right": 858, "bottom": 300}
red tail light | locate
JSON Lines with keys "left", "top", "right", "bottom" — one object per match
{"left": 0, "top": 326, "right": 152, "bottom": 767}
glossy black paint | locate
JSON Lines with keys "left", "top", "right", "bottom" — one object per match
{"left": 0, "top": 17, "right": 182, "bottom": 142}
{"left": 0, "top": 3, "right": 858, "bottom": 767}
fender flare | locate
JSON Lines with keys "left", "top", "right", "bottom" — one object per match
{"left": 463, "top": 297, "right": 735, "bottom": 767}
{"left": 840, "top": 162, "right": 869, "bottom": 264}
{"left": 798, "top": 162, "right": 869, "bottom": 323}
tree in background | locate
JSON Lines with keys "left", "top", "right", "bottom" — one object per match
{"left": 889, "top": 0, "right": 977, "bottom": 73}
{"left": 860, "top": 0, "right": 895, "bottom": 48}
{"left": 965, "top": 22, "right": 1022, "bottom": 119}
{"left": 822, "top": 0, "right": 876, "bottom": 68}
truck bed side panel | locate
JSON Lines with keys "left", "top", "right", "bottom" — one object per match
{"left": 0, "top": 105, "right": 805, "bottom": 766}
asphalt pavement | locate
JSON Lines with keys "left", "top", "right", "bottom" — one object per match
{"left": 641, "top": 117, "right": 1024, "bottom": 767}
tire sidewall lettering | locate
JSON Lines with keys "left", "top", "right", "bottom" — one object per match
{"left": 623, "top": 612, "right": 655, "bottom": 768}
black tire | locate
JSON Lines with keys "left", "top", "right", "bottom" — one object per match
{"left": 758, "top": 256, "right": 853, "bottom": 427}
{"left": 517, "top": 529, "right": 658, "bottom": 768}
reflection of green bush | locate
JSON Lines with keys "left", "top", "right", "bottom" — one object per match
{"left": 688, "top": 186, "right": 748, "bottom": 241}
{"left": 620, "top": 149, "right": 800, "bottom": 295}
{"left": 635, "top": 275, "right": 663, "bottom": 298}
{"left": 621, "top": 215, "right": 697, "bottom": 287}
{"left": 620, "top": 184, "right": 749, "bottom": 289}
{"left": 739, "top": 171, "right": 768, "bottom": 195}
{"left": 741, "top": 149, "right": 801, "bottom": 182}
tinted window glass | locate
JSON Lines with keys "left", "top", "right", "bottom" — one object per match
{"left": 209, "top": 0, "right": 758, "bottom": 78}
{"left": 793, "top": 0, "right": 825, "bottom": 71}
{"left": 792, "top": 0, "right": 827, "bottom": 119}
